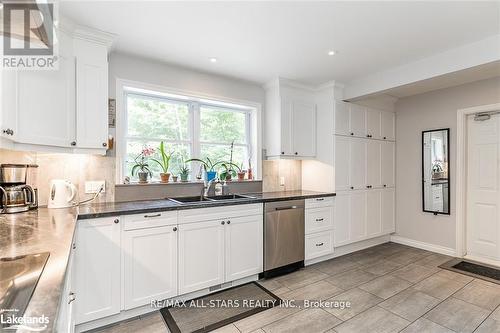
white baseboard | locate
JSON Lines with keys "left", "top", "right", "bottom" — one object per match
{"left": 390, "top": 235, "right": 456, "bottom": 256}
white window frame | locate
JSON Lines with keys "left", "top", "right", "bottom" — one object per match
{"left": 115, "top": 79, "right": 262, "bottom": 184}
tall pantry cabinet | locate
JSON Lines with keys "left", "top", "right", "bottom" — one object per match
{"left": 333, "top": 101, "right": 396, "bottom": 247}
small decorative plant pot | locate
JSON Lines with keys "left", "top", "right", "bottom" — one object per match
{"left": 237, "top": 171, "right": 246, "bottom": 181}
{"left": 160, "top": 172, "right": 171, "bottom": 183}
{"left": 172, "top": 175, "right": 178, "bottom": 182}
{"left": 206, "top": 171, "right": 217, "bottom": 182}
{"left": 138, "top": 171, "right": 149, "bottom": 183}
{"left": 180, "top": 174, "right": 189, "bottom": 182}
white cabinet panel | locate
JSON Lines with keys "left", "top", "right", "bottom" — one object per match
{"left": 335, "top": 136, "right": 351, "bottom": 191}
{"left": 75, "top": 39, "right": 108, "bottom": 149}
{"left": 280, "top": 98, "right": 293, "bottom": 155}
{"left": 16, "top": 55, "right": 76, "bottom": 147}
{"left": 350, "top": 104, "right": 366, "bottom": 137}
{"left": 350, "top": 138, "right": 367, "bottom": 190}
{"left": 381, "top": 141, "right": 395, "bottom": 188}
{"left": 75, "top": 217, "right": 120, "bottom": 324}
{"left": 366, "top": 190, "right": 382, "bottom": 237}
{"left": 225, "top": 215, "right": 263, "bottom": 281}
{"left": 367, "top": 140, "right": 382, "bottom": 188}
{"left": 306, "top": 206, "right": 334, "bottom": 234}
{"left": 381, "top": 188, "right": 395, "bottom": 233}
{"left": 292, "top": 101, "right": 316, "bottom": 157}
{"left": 123, "top": 226, "right": 177, "bottom": 310}
{"left": 305, "top": 230, "right": 334, "bottom": 260}
{"left": 334, "top": 101, "right": 350, "bottom": 136}
{"left": 178, "top": 220, "right": 225, "bottom": 294}
{"left": 381, "top": 111, "right": 395, "bottom": 141}
{"left": 334, "top": 192, "right": 350, "bottom": 246}
{"left": 56, "top": 241, "right": 76, "bottom": 333}
{"left": 350, "top": 190, "right": 367, "bottom": 241}
{"left": 366, "top": 109, "right": 381, "bottom": 139}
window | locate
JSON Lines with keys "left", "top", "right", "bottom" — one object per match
{"left": 122, "top": 89, "right": 256, "bottom": 182}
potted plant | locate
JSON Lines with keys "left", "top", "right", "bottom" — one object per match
{"left": 186, "top": 157, "right": 221, "bottom": 181}
{"left": 219, "top": 162, "right": 238, "bottom": 181}
{"left": 236, "top": 163, "right": 246, "bottom": 181}
{"left": 172, "top": 175, "right": 178, "bottom": 182}
{"left": 151, "top": 141, "right": 173, "bottom": 183}
{"left": 131, "top": 146, "right": 154, "bottom": 183}
{"left": 179, "top": 164, "right": 190, "bottom": 182}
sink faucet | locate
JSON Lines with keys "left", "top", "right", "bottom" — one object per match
{"left": 203, "top": 178, "right": 217, "bottom": 197}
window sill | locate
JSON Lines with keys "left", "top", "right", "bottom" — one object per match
{"left": 116, "top": 179, "right": 262, "bottom": 187}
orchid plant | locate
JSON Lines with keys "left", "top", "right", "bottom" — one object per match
{"left": 131, "top": 146, "right": 155, "bottom": 177}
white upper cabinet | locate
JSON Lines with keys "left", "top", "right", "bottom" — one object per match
{"left": 334, "top": 101, "right": 350, "bottom": 136}
{"left": 381, "top": 111, "right": 396, "bottom": 141}
{"left": 74, "top": 38, "right": 109, "bottom": 150}
{"left": 366, "top": 108, "right": 382, "bottom": 139}
{"left": 0, "top": 26, "right": 113, "bottom": 153}
{"left": 349, "top": 104, "right": 366, "bottom": 137}
{"left": 265, "top": 79, "right": 317, "bottom": 159}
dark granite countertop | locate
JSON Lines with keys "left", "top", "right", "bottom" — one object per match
{"left": 0, "top": 208, "right": 78, "bottom": 333}
{"left": 0, "top": 190, "right": 334, "bottom": 331}
{"left": 77, "top": 190, "right": 336, "bottom": 220}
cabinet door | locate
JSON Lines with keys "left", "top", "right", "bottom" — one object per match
{"left": 292, "top": 101, "right": 316, "bottom": 157}
{"left": 178, "top": 220, "right": 225, "bottom": 294}
{"left": 349, "top": 104, "right": 366, "bottom": 137}
{"left": 335, "top": 136, "right": 351, "bottom": 191}
{"left": 75, "top": 217, "right": 120, "bottom": 324}
{"left": 366, "top": 190, "right": 382, "bottom": 237}
{"left": 225, "top": 215, "right": 263, "bottom": 281}
{"left": 350, "top": 138, "right": 367, "bottom": 190}
{"left": 381, "top": 141, "right": 395, "bottom": 188}
{"left": 75, "top": 39, "right": 108, "bottom": 149}
{"left": 123, "top": 226, "right": 178, "bottom": 310}
{"left": 334, "top": 192, "right": 350, "bottom": 246}
{"left": 381, "top": 188, "right": 395, "bottom": 233}
{"left": 366, "top": 109, "right": 381, "bottom": 139}
{"left": 16, "top": 55, "right": 76, "bottom": 147}
{"left": 280, "top": 97, "right": 293, "bottom": 155}
{"left": 334, "top": 101, "right": 350, "bottom": 136}
{"left": 1, "top": 69, "right": 17, "bottom": 141}
{"left": 366, "top": 140, "right": 382, "bottom": 188}
{"left": 381, "top": 111, "right": 395, "bottom": 140}
{"left": 350, "top": 190, "right": 367, "bottom": 241}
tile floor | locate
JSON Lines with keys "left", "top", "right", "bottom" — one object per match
{"left": 92, "top": 242, "right": 500, "bottom": 333}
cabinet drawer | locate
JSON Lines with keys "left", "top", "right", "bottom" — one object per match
{"left": 122, "top": 211, "right": 178, "bottom": 230}
{"left": 305, "top": 196, "right": 334, "bottom": 209}
{"left": 305, "top": 230, "right": 334, "bottom": 260}
{"left": 305, "top": 207, "right": 333, "bottom": 234}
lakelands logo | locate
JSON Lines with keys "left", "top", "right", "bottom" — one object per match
{"left": 0, "top": 313, "right": 50, "bottom": 331}
{"left": 1, "top": 1, "right": 58, "bottom": 70}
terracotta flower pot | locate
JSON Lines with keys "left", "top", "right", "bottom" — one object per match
{"left": 237, "top": 171, "right": 246, "bottom": 181}
{"left": 160, "top": 173, "right": 171, "bottom": 183}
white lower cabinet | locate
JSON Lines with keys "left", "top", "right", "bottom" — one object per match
{"left": 305, "top": 197, "right": 335, "bottom": 261}
{"left": 74, "top": 217, "right": 121, "bottom": 324}
{"left": 178, "top": 220, "right": 225, "bottom": 295}
{"left": 122, "top": 225, "right": 178, "bottom": 310}
{"left": 333, "top": 188, "right": 394, "bottom": 247}
{"left": 225, "top": 215, "right": 263, "bottom": 281}
{"left": 305, "top": 230, "right": 334, "bottom": 260}
{"left": 56, "top": 240, "right": 76, "bottom": 333}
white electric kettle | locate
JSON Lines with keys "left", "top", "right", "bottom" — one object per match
{"left": 47, "top": 179, "right": 78, "bottom": 209}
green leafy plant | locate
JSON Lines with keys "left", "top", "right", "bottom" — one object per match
{"left": 151, "top": 141, "right": 173, "bottom": 174}
{"left": 219, "top": 162, "right": 239, "bottom": 180}
{"left": 186, "top": 157, "right": 222, "bottom": 172}
{"left": 131, "top": 146, "right": 154, "bottom": 177}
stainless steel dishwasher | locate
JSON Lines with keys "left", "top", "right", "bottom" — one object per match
{"left": 263, "top": 199, "right": 305, "bottom": 278}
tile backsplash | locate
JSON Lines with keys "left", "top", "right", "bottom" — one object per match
{"left": 0, "top": 148, "right": 303, "bottom": 206}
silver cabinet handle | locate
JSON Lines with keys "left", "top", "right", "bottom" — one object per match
{"left": 275, "top": 206, "right": 298, "bottom": 211}
{"left": 315, "top": 242, "right": 324, "bottom": 247}
{"left": 144, "top": 213, "right": 161, "bottom": 218}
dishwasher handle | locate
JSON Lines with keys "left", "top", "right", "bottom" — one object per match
{"left": 274, "top": 205, "right": 299, "bottom": 211}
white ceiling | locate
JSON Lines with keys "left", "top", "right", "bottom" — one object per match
{"left": 60, "top": 1, "right": 500, "bottom": 86}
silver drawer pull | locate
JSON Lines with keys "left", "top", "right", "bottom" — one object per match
{"left": 315, "top": 242, "right": 324, "bottom": 247}
{"left": 275, "top": 206, "right": 298, "bottom": 211}
{"left": 315, "top": 218, "right": 324, "bottom": 222}
{"left": 316, "top": 198, "right": 325, "bottom": 201}
{"left": 144, "top": 213, "right": 161, "bottom": 218}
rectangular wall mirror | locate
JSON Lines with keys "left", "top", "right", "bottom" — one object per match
{"left": 422, "top": 128, "right": 450, "bottom": 215}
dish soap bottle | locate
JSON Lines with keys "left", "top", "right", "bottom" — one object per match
{"left": 214, "top": 181, "right": 223, "bottom": 196}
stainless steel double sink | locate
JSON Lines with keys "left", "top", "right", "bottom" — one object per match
{"left": 167, "top": 194, "right": 256, "bottom": 204}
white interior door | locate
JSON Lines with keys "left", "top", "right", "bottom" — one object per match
{"left": 466, "top": 113, "right": 500, "bottom": 262}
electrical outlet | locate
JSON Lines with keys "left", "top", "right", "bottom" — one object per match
{"left": 279, "top": 177, "right": 285, "bottom": 186}
{"left": 85, "top": 181, "right": 105, "bottom": 194}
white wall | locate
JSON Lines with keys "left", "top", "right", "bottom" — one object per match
{"left": 108, "top": 52, "right": 265, "bottom": 105}
{"left": 395, "top": 76, "right": 500, "bottom": 250}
